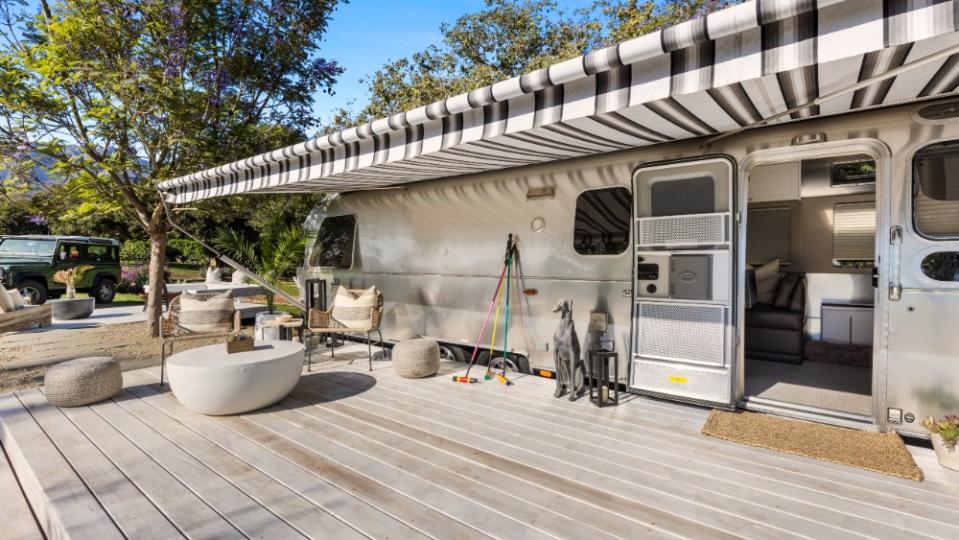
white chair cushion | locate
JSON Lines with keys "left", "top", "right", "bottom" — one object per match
{"left": 331, "top": 286, "right": 377, "bottom": 329}
{"left": 0, "top": 287, "right": 15, "bottom": 313}
{"left": 178, "top": 290, "right": 234, "bottom": 333}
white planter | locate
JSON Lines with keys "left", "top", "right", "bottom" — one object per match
{"left": 931, "top": 434, "right": 959, "bottom": 471}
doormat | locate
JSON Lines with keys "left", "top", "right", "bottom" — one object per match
{"left": 702, "top": 410, "right": 923, "bottom": 481}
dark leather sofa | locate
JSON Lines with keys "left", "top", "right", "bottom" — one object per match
{"left": 744, "top": 271, "right": 806, "bottom": 364}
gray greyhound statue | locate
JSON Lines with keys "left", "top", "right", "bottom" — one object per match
{"left": 553, "top": 299, "right": 585, "bottom": 400}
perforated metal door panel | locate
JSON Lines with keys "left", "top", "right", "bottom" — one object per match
{"left": 635, "top": 301, "right": 726, "bottom": 366}
{"left": 637, "top": 213, "right": 728, "bottom": 247}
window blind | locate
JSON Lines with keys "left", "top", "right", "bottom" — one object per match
{"left": 833, "top": 203, "right": 875, "bottom": 264}
{"left": 747, "top": 207, "right": 791, "bottom": 265}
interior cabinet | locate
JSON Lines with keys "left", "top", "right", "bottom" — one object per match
{"left": 821, "top": 303, "right": 874, "bottom": 345}
{"left": 748, "top": 161, "right": 800, "bottom": 203}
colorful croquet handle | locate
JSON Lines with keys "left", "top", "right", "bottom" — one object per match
{"left": 495, "top": 374, "right": 512, "bottom": 386}
{"left": 452, "top": 376, "right": 479, "bottom": 384}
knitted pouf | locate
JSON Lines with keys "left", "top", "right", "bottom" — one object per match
{"left": 44, "top": 356, "right": 122, "bottom": 407}
{"left": 392, "top": 338, "right": 440, "bottom": 378}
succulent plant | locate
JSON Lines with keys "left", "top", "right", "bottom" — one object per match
{"left": 921, "top": 415, "right": 959, "bottom": 449}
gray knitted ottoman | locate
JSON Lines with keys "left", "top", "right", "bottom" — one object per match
{"left": 44, "top": 356, "right": 122, "bottom": 407}
{"left": 392, "top": 338, "right": 440, "bottom": 378}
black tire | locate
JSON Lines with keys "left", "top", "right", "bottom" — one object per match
{"left": 438, "top": 344, "right": 466, "bottom": 364}
{"left": 92, "top": 278, "right": 116, "bottom": 304}
{"left": 16, "top": 279, "right": 47, "bottom": 305}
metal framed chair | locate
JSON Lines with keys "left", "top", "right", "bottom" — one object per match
{"left": 304, "top": 288, "right": 384, "bottom": 371}
{"left": 159, "top": 293, "right": 241, "bottom": 385}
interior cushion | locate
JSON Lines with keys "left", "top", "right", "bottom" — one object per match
{"left": 331, "top": 286, "right": 378, "bottom": 328}
{"left": 745, "top": 303, "right": 804, "bottom": 331}
{"left": 789, "top": 278, "right": 805, "bottom": 313}
{"left": 0, "top": 287, "right": 14, "bottom": 313}
{"left": 773, "top": 273, "right": 800, "bottom": 309}
{"left": 178, "top": 290, "right": 234, "bottom": 333}
{"left": 754, "top": 259, "right": 781, "bottom": 304}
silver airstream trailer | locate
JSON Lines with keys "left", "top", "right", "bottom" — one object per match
{"left": 160, "top": 0, "right": 959, "bottom": 436}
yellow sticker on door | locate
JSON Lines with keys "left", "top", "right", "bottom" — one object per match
{"left": 667, "top": 375, "right": 688, "bottom": 384}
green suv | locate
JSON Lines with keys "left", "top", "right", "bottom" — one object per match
{"left": 0, "top": 235, "right": 121, "bottom": 305}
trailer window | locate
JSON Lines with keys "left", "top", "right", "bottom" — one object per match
{"left": 914, "top": 141, "right": 959, "bottom": 238}
{"left": 574, "top": 187, "right": 631, "bottom": 255}
{"left": 309, "top": 215, "right": 356, "bottom": 268}
{"left": 747, "top": 207, "right": 791, "bottom": 266}
{"left": 921, "top": 252, "right": 959, "bottom": 281}
{"left": 832, "top": 203, "right": 875, "bottom": 267}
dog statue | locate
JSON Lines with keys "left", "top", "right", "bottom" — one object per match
{"left": 553, "top": 299, "right": 585, "bottom": 400}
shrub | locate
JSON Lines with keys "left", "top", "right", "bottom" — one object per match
{"left": 118, "top": 265, "right": 149, "bottom": 294}
{"left": 167, "top": 238, "right": 208, "bottom": 265}
{"left": 120, "top": 239, "right": 150, "bottom": 263}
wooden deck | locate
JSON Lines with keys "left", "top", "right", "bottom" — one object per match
{"left": 1, "top": 346, "right": 958, "bottom": 539}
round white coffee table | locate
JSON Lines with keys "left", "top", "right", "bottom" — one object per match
{"left": 167, "top": 341, "right": 304, "bottom": 415}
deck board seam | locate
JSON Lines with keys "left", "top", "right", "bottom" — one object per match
{"left": 109, "top": 391, "right": 315, "bottom": 539}
{"left": 0, "top": 439, "right": 46, "bottom": 539}
{"left": 329, "top": 369, "right": 958, "bottom": 533}
{"left": 305, "top": 375, "right": 824, "bottom": 540}
{"left": 15, "top": 392, "right": 130, "bottom": 539}
{"left": 118, "top": 381, "right": 374, "bottom": 540}
{"left": 316, "top": 372, "right": 941, "bottom": 539}
{"left": 84, "top": 400, "right": 253, "bottom": 539}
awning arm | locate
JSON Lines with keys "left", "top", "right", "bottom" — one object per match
{"left": 160, "top": 197, "right": 305, "bottom": 310}
{"left": 705, "top": 41, "right": 959, "bottom": 148}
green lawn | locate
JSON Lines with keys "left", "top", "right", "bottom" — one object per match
{"left": 74, "top": 291, "right": 144, "bottom": 308}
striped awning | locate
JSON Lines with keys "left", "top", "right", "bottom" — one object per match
{"left": 159, "top": 0, "right": 959, "bottom": 203}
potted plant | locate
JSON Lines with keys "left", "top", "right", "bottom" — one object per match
{"left": 921, "top": 415, "right": 959, "bottom": 471}
{"left": 50, "top": 265, "right": 96, "bottom": 319}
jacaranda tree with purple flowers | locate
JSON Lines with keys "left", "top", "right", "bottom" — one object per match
{"left": 0, "top": 0, "right": 343, "bottom": 335}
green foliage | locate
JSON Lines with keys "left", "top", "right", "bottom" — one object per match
{"left": 167, "top": 238, "right": 207, "bottom": 265}
{"left": 331, "top": 0, "right": 740, "bottom": 129}
{"left": 213, "top": 225, "right": 305, "bottom": 283}
{"left": 120, "top": 239, "right": 151, "bottom": 263}
{"left": 923, "top": 415, "right": 959, "bottom": 448}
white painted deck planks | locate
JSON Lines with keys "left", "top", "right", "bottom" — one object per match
{"left": 0, "top": 347, "right": 956, "bottom": 539}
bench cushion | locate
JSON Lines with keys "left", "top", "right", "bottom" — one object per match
{"left": 179, "top": 290, "right": 234, "bottom": 333}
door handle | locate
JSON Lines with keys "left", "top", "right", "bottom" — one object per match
{"left": 888, "top": 225, "right": 902, "bottom": 301}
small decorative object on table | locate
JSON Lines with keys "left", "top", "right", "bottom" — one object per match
{"left": 226, "top": 334, "right": 255, "bottom": 354}
{"left": 922, "top": 415, "right": 959, "bottom": 471}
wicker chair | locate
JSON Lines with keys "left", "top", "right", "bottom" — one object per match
{"left": 159, "top": 293, "right": 241, "bottom": 385}
{"left": 305, "top": 289, "right": 384, "bottom": 371}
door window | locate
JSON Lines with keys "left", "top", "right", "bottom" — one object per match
{"left": 309, "top": 215, "right": 356, "bottom": 268}
{"left": 573, "top": 187, "right": 631, "bottom": 255}
{"left": 85, "top": 245, "right": 116, "bottom": 262}
{"left": 921, "top": 252, "right": 959, "bottom": 282}
{"left": 913, "top": 141, "right": 959, "bottom": 238}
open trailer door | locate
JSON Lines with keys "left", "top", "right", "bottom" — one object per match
{"left": 630, "top": 157, "right": 737, "bottom": 407}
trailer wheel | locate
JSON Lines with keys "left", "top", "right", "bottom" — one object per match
{"left": 438, "top": 344, "right": 465, "bottom": 364}
{"left": 487, "top": 353, "right": 519, "bottom": 373}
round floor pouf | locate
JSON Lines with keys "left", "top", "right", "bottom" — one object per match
{"left": 44, "top": 356, "right": 122, "bottom": 407}
{"left": 392, "top": 338, "right": 440, "bottom": 378}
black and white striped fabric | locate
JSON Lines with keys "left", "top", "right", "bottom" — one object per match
{"left": 159, "top": 0, "right": 959, "bottom": 203}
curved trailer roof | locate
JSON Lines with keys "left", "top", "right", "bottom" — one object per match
{"left": 158, "top": 0, "right": 959, "bottom": 203}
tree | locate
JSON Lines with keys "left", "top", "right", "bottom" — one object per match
{"left": 0, "top": 0, "right": 344, "bottom": 334}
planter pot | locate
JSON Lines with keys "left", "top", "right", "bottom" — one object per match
{"left": 49, "top": 297, "right": 96, "bottom": 320}
{"left": 931, "top": 434, "right": 959, "bottom": 471}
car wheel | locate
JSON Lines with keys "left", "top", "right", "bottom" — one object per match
{"left": 93, "top": 278, "right": 116, "bottom": 304}
{"left": 438, "top": 344, "right": 465, "bottom": 363}
{"left": 17, "top": 279, "right": 47, "bottom": 305}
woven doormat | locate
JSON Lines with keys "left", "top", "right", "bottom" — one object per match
{"left": 702, "top": 410, "right": 923, "bottom": 481}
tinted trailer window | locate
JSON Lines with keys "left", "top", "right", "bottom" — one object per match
{"left": 573, "top": 187, "right": 631, "bottom": 255}
{"left": 309, "top": 215, "right": 357, "bottom": 268}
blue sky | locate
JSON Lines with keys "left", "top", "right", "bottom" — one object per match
{"left": 312, "top": 0, "right": 595, "bottom": 126}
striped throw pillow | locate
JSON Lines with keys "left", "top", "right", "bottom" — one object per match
{"left": 331, "top": 286, "right": 377, "bottom": 329}
{"left": 178, "top": 290, "right": 234, "bottom": 333}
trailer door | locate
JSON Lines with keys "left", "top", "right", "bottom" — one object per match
{"left": 630, "top": 157, "right": 736, "bottom": 407}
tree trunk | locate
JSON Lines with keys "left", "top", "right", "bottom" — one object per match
{"left": 146, "top": 226, "right": 168, "bottom": 337}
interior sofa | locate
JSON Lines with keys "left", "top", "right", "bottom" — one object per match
{"left": 744, "top": 270, "right": 806, "bottom": 364}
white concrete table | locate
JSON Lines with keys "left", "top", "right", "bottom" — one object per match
{"left": 166, "top": 341, "right": 304, "bottom": 415}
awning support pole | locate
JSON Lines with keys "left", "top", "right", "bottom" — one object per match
{"left": 705, "top": 41, "right": 959, "bottom": 148}
{"left": 160, "top": 197, "right": 305, "bottom": 310}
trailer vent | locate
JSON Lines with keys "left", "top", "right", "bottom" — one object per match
{"left": 636, "top": 301, "right": 726, "bottom": 366}
{"left": 637, "top": 213, "right": 727, "bottom": 247}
